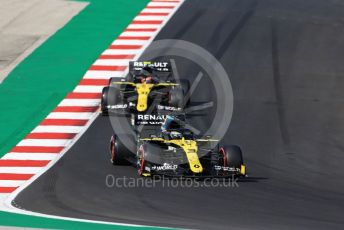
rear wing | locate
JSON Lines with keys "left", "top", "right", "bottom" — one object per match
{"left": 129, "top": 61, "right": 172, "bottom": 75}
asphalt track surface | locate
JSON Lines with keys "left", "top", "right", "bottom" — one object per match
{"left": 14, "top": 0, "right": 344, "bottom": 229}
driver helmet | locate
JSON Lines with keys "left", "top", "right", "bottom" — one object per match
{"left": 169, "top": 131, "right": 183, "bottom": 139}
{"left": 145, "top": 76, "right": 153, "bottom": 83}
{"left": 139, "top": 66, "right": 153, "bottom": 83}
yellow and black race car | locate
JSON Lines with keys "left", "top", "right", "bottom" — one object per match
{"left": 101, "top": 61, "right": 189, "bottom": 115}
{"left": 109, "top": 115, "right": 246, "bottom": 178}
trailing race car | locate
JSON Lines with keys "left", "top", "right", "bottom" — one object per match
{"left": 101, "top": 61, "right": 189, "bottom": 115}
{"left": 109, "top": 115, "right": 246, "bottom": 178}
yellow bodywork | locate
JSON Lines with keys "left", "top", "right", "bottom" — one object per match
{"left": 240, "top": 164, "right": 246, "bottom": 175}
{"left": 141, "top": 172, "right": 151, "bottom": 177}
{"left": 112, "top": 81, "right": 178, "bottom": 112}
{"left": 140, "top": 137, "right": 246, "bottom": 176}
{"left": 140, "top": 137, "right": 206, "bottom": 174}
{"left": 136, "top": 83, "right": 154, "bottom": 112}
{"left": 169, "top": 138, "right": 203, "bottom": 173}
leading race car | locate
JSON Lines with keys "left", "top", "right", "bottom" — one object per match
{"left": 109, "top": 115, "right": 246, "bottom": 178}
{"left": 101, "top": 61, "right": 189, "bottom": 115}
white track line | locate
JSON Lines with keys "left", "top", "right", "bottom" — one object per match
{"left": 32, "top": 126, "right": 83, "bottom": 133}
{"left": 102, "top": 49, "right": 139, "bottom": 55}
{"left": 84, "top": 70, "right": 124, "bottom": 79}
{"left": 0, "top": 194, "right": 9, "bottom": 201}
{"left": 93, "top": 59, "right": 131, "bottom": 66}
{"left": 47, "top": 112, "right": 94, "bottom": 119}
{"left": 73, "top": 85, "right": 104, "bottom": 93}
{"left": 0, "top": 181, "right": 26, "bottom": 187}
{"left": 141, "top": 8, "right": 174, "bottom": 13}
{"left": 120, "top": 31, "right": 156, "bottom": 37}
{"left": 134, "top": 16, "right": 166, "bottom": 21}
{"left": 112, "top": 40, "right": 148, "bottom": 45}
{"left": 148, "top": 2, "right": 178, "bottom": 6}
{"left": 58, "top": 99, "right": 100, "bottom": 106}
{"left": 0, "top": 167, "right": 43, "bottom": 174}
{"left": 126, "top": 24, "right": 161, "bottom": 29}
{"left": 3, "top": 153, "right": 58, "bottom": 161}
{"left": 17, "top": 139, "right": 72, "bottom": 147}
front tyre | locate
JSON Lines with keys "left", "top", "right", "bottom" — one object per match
{"left": 101, "top": 87, "right": 110, "bottom": 116}
{"left": 137, "top": 145, "right": 152, "bottom": 177}
{"left": 137, "top": 145, "right": 146, "bottom": 176}
{"left": 168, "top": 87, "right": 184, "bottom": 108}
{"left": 101, "top": 86, "right": 122, "bottom": 116}
{"left": 109, "top": 135, "right": 131, "bottom": 165}
{"left": 219, "top": 145, "right": 245, "bottom": 175}
{"left": 108, "top": 77, "right": 126, "bottom": 89}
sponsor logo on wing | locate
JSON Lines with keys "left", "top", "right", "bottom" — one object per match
{"left": 107, "top": 104, "right": 128, "bottom": 109}
{"left": 157, "top": 105, "right": 182, "bottom": 111}
{"left": 214, "top": 165, "right": 240, "bottom": 172}
{"left": 152, "top": 163, "right": 178, "bottom": 171}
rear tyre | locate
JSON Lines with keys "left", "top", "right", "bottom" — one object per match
{"left": 137, "top": 144, "right": 156, "bottom": 177}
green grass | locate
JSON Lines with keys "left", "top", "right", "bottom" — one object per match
{"left": 0, "top": 211, "right": 170, "bottom": 229}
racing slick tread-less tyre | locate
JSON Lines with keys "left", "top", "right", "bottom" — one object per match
{"left": 101, "top": 86, "right": 121, "bottom": 116}
{"left": 108, "top": 77, "right": 125, "bottom": 89}
{"left": 137, "top": 144, "right": 159, "bottom": 176}
{"left": 169, "top": 87, "right": 184, "bottom": 108}
{"left": 137, "top": 145, "right": 147, "bottom": 176}
{"left": 101, "top": 86, "right": 110, "bottom": 116}
{"left": 110, "top": 135, "right": 131, "bottom": 165}
{"left": 220, "top": 145, "right": 244, "bottom": 168}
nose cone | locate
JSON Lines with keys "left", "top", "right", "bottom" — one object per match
{"left": 137, "top": 101, "right": 148, "bottom": 112}
{"left": 136, "top": 83, "right": 153, "bottom": 112}
{"left": 182, "top": 140, "right": 203, "bottom": 173}
{"left": 188, "top": 152, "right": 203, "bottom": 173}
{"left": 190, "top": 164, "right": 203, "bottom": 173}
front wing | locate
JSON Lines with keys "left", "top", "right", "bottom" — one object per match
{"left": 142, "top": 163, "right": 246, "bottom": 178}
